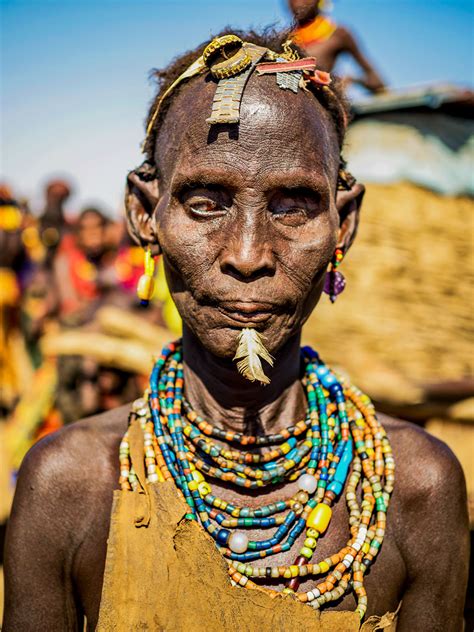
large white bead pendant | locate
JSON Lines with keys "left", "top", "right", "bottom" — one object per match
{"left": 228, "top": 531, "right": 249, "bottom": 554}
{"left": 298, "top": 473, "right": 318, "bottom": 494}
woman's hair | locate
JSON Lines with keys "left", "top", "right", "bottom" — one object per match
{"left": 143, "top": 27, "right": 350, "bottom": 161}
{"left": 78, "top": 207, "right": 109, "bottom": 226}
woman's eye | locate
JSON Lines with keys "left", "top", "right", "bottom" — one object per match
{"left": 188, "top": 198, "right": 220, "bottom": 215}
{"left": 273, "top": 206, "right": 305, "bottom": 216}
{"left": 272, "top": 206, "right": 307, "bottom": 226}
{"left": 269, "top": 189, "right": 321, "bottom": 226}
{"left": 180, "top": 186, "right": 230, "bottom": 218}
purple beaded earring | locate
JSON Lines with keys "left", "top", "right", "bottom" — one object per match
{"left": 323, "top": 248, "right": 345, "bottom": 303}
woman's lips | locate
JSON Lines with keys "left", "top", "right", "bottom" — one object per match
{"left": 216, "top": 301, "right": 278, "bottom": 325}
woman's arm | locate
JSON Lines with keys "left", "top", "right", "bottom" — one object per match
{"left": 3, "top": 437, "right": 83, "bottom": 631}
{"left": 395, "top": 430, "right": 469, "bottom": 630}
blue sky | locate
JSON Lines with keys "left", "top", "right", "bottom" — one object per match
{"left": 2, "top": 0, "right": 473, "bottom": 213}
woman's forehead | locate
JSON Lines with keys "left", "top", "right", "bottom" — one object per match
{"left": 156, "top": 73, "right": 340, "bottom": 184}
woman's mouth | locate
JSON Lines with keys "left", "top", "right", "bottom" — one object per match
{"left": 216, "top": 301, "right": 278, "bottom": 325}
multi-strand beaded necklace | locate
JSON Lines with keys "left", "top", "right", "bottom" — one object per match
{"left": 119, "top": 341, "right": 394, "bottom": 618}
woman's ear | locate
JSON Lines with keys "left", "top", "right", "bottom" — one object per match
{"left": 125, "top": 161, "right": 162, "bottom": 255}
{"left": 335, "top": 180, "right": 365, "bottom": 252}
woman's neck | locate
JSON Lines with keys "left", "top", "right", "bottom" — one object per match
{"left": 182, "top": 327, "right": 308, "bottom": 436}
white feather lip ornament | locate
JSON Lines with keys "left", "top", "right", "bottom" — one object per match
{"left": 233, "top": 328, "right": 274, "bottom": 385}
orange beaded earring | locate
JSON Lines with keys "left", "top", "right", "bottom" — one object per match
{"left": 136, "top": 248, "right": 156, "bottom": 306}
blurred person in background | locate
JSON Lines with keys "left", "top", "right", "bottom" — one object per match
{"left": 0, "top": 192, "right": 172, "bottom": 539}
{"left": 289, "top": 0, "right": 386, "bottom": 92}
{"left": 0, "top": 186, "right": 49, "bottom": 407}
{"left": 53, "top": 207, "right": 112, "bottom": 323}
{"left": 53, "top": 206, "right": 151, "bottom": 322}
{"left": 38, "top": 179, "right": 72, "bottom": 267}
{"left": 0, "top": 186, "right": 53, "bottom": 533}
{"left": 0, "top": 188, "right": 29, "bottom": 415}
{"left": 50, "top": 207, "right": 143, "bottom": 421}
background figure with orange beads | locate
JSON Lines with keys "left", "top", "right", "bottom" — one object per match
{"left": 289, "top": 0, "right": 386, "bottom": 93}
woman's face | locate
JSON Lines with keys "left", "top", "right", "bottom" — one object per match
{"left": 152, "top": 73, "right": 341, "bottom": 359}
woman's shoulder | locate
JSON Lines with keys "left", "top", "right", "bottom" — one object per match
{"left": 5, "top": 405, "right": 132, "bottom": 618}
{"left": 15, "top": 404, "right": 130, "bottom": 505}
{"left": 379, "top": 413, "right": 466, "bottom": 504}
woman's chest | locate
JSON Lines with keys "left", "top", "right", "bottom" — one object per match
{"left": 208, "top": 481, "right": 405, "bottom": 616}
{"left": 75, "top": 483, "right": 405, "bottom": 627}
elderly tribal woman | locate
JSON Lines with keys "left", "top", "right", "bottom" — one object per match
{"left": 3, "top": 31, "right": 469, "bottom": 631}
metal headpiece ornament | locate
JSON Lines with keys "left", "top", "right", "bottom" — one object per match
{"left": 143, "top": 34, "right": 332, "bottom": 147}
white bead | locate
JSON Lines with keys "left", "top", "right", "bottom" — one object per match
{"left": 228, "top": 532, "right": 248, "bottom": 554}
{"left": 297, "top": 474, "right": 317, "bottom": 494}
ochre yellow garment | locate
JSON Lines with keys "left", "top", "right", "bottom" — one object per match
{"left": 97, "top": 419, "right": 398, "bottom": 631}
{"left": 293, "top": 15, "right": 337, "bottom": 48}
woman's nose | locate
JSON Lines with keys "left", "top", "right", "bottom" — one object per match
{"left": 219, "top": 223, "right": 276, "bottom": 282}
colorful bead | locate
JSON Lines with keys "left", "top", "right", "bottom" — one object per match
{"left": 298, "top": 473, "right": 317, "bottom": 494}
{"left": 228, "top": 532, "right": 249, "bottom": 554}
{"left": 300, "top": 546, "right": 313, "bottom": 559}
{"left": 136, "top": 273, "right": 155, "bottom": 301}
{"left": 198, "top": 482, "right": 211, "bottom": 496}
{"left": 307, "top": 504, "right": 332, "bottom": 533}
